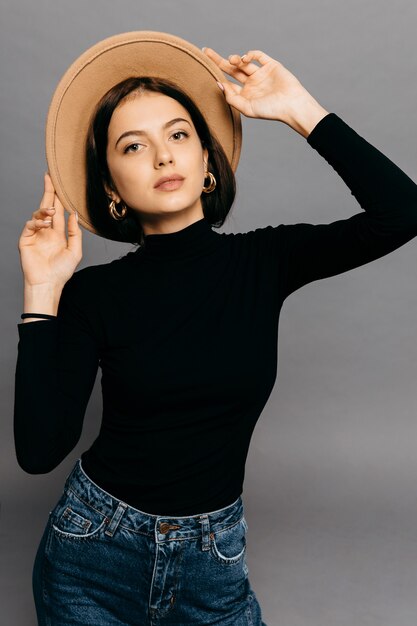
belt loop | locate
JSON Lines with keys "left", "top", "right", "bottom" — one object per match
{"left": 105, "top": 501, "right": 127, "bottom": 537}
{"left": 63, "top": 458, "right": 80, "bottom": 491}
{"left": 199, "top": 514, "right": 211, "bottom": 552}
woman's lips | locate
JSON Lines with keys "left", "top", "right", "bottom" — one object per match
{"left": 155, "top": 179, "right": 184, "bottom": 191}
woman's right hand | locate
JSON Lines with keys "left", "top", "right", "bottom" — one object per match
{"left": 18, "top": 172, "right": 82, "bottom": 288}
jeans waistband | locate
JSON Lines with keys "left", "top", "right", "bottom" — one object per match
{"left": 62, "top": 458, "right": 244, "bottom": 540}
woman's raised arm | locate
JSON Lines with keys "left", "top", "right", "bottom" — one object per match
{"left": 14, "top": 173, "right": 98, "bottom": 473}
{"left": 203, "top": 46, "right": 417, "bottom": 298}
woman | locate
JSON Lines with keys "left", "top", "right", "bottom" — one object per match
{"left": 14, "top": 32, "right": 417, "bottom": 625}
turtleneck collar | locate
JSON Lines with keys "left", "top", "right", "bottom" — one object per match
{"left": 133, "top": 216, "right": 219, "bottom": 261}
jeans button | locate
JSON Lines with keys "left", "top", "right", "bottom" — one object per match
{"left": 159, "top": 522, "right": 181, "bottom": 534}
{"left": 160, "top": 522, "right": 171, "bottom": 534}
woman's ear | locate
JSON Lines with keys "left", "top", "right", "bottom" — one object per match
{"left": 104, "top": 182, "right": 120, "bottom": 204}
{"left": 203, "top": 147, "right": 209, "bottom": 170}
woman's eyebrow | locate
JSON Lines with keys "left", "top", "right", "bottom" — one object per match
{"left": 115, "top": 118, "right": 192, "bottom": 148}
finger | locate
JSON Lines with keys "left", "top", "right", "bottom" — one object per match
{"left": 223, "top": 81, "right": 242, "bottom": 99}
{"left": 202, "top": 47, "right": 250, "bottom": 83}
{"left": 37, "top": 172, "right": 56, "bottom": 216}
{"left": 33, "top": 206, "right": 56, "bottom": 220}
{"left": 66, "top": 211, "right": 82, "bottom": 260}
{"left": 20, "top": 217, "right": 53, "bottom": 239}
{"left": 219, "top": 81, "right": 256, "bottom": 117}
{"left": 34, "top": 174, "right": 66, "bottom": 233}
{"left": 50, "top": 190, "right": 66, "bottom": 234}
{"left": 239, "top": 49, "right": 275, "bottom": 66}
{"left": 228, "top": 53, "right": 259, "bottom": 76}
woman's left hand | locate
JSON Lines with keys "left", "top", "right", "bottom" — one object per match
{"left": 202, "top": 47, "right": 322, "bottom": 128}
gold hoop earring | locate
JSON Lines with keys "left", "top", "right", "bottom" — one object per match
{"left": 109, "top": 199, "right": 128, "bottom": 220}
{"left": 202, "top": 171, "right": 216, "bottom": 194}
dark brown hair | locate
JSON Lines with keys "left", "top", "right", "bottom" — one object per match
{"left": 85, "top": 76, "right": 237, "bottom": 245}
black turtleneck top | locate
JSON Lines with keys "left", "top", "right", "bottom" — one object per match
{"left": 14, "top": 113, "right": 417, "bottom": 515}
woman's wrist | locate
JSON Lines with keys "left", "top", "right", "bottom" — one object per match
{"left": 286, "top": 93, "right": 330, "bottom": 139}
{"left": 23, "top": 282, "right": 63, "bottom": 319}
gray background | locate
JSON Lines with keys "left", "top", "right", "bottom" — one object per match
{"left": 2, "top": 0, "right": 417, "bottom": 624}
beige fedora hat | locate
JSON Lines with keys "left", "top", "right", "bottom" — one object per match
{"left": 44, "top": 30, "right": 242, "bottom": 239}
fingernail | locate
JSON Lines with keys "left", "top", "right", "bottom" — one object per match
{"left": 74, "top": 210, "right": 78, "bottom": 222}
{"left": 216, "top": 81, "right": 224, "bottom": 91}
{"left": 201, "top": 47, "right": 207, "bottom": 52}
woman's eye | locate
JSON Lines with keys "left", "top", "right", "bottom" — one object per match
{"left": 124, "top": 143, "right": 141, "bottom": 153}
{"left": 171, "top": 131, "right": 189, "bottom": 140}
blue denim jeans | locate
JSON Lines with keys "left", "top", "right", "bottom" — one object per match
{"left": 33, "top": 458, "right": 267, "bottom": 625}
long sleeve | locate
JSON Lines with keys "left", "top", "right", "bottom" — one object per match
{"left": 13, "top": 269, "right": 100, "bottom": 473}
{"left": 10, "top": 113, "right": 417, "bottom": 514}
{"left": 270, "top": 112, "right": 417, "bottom": 300}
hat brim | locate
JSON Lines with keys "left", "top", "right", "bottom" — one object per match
{"left": 45, "top": 30, "right": 242, "bottom": 239}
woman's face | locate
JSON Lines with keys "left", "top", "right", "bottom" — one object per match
{"left": 105, "top": 92, "right": 209, "bottom": 232}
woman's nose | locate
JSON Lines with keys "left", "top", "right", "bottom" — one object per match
{"left": 154, "top": 143, "right": 174, "bottom": 166}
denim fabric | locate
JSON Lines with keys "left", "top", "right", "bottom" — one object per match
{"left": 33, "top": 458, "right": 267, "bottom": 625}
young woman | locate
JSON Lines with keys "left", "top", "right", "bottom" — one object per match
{"left": 14, "top": 32, "right": 417, "bottom": 625}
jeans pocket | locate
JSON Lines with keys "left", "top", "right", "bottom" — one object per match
{"left": 50, "top": 488, "right": 108, "bottom": 540}
{"left": 210, "top": 515, "right": 247, "bottom": 565}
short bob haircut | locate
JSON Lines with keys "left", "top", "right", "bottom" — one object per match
{"left": 85, "top": 76, "right": 237, "bottom": 245}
